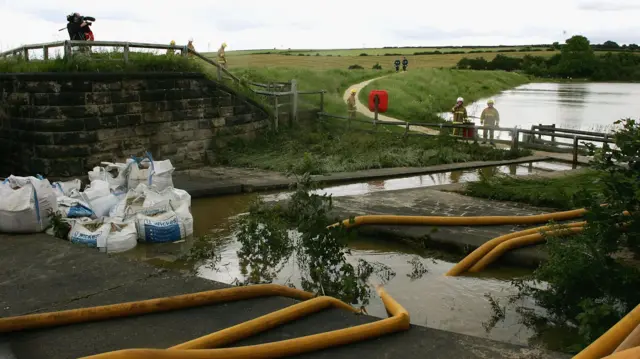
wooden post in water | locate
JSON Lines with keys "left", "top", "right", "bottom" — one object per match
{"left": 572, "top": 136, "right": 579, "bottom": 169}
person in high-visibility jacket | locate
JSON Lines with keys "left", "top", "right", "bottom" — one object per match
{"left": 451, "top": 97, "right": 468, "bottom": 136}
{"left": 347, "top": 89, "right": 357, "bottom": 121}
{"left": 394, "top": 59, "right": 401, "bottom": 72}
{"left": 187, "top": 38, "right": 195, "bottom": 57}
{"left": 480, "top": 99, "right": 500, "bottom": 144}
{"left": 166, "top": 40, "right": 176, "bottom": 55}
{"left": 218, "top": 42, "right": 228, "bottom": 68}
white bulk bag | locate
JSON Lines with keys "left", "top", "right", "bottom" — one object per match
{"left": 88, "top": 162, "right": 127, "bottom": 190}
{"left": 57, "top": 196, "right": 94, "bottom": 219}
{"left": 126, "top": 157, "right": 152, "bottom": 192}
{"left": 67, "top": 218, "right": 110, "bottom": 248}
{"left": 102, "top": 220, "right": 137, "bottom": 253}
{"left": 141, "top": 185, "right": 191, "bottom": 210}
{"left": 134, "top": 202, "right": 193, "bottom": 243}
{"left": 89, "top": 192, "right": 125, "bottom": 219}
{"left": 0, "top": 175, "right": 58, "bottom": 233}
{"left": 52, "top": 179, "right": 82, "bottom": 198}
{"left": 149, "top": 159, "right": 174, "bottom": 192}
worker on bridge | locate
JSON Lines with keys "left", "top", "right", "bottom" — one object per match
{"left": 218, "top": 42, "right": 228, "bottom": 68}
{"left": 480, "top": 99, "right": 500, "bottom": 144}
{"left": 187, "top": 38, "right": 195, "bottom": 57}
{"left": 166, "top": 40, "right": 176, "bottom": 55}
{"left": 394, "top": 58, "right": 401, "bottom": 72}
{"left": 347, "top": 89, "right": 357, "bottom": 121}
{"left": 451, "top": 97, "right": 468, "bottom": 136}
{"left": 402, "top": 56, "right": 408, "bottom": 71}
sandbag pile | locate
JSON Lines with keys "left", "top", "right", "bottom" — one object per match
{"left": 0, "top": 152, "right": 193, "bottom": 254}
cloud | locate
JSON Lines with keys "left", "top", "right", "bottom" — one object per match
{"left": 578, "top": 0, "right": 640, "bottom": 11}
{"left": 1, "top": 0, "right": 639, "bottom": 52}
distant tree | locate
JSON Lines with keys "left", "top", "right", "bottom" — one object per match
{"left": 629, "top": 44, "right": 639, "bottom": 51}
{"left": 602, "top": 40, "right": 620, "bottom": 49}
{"left": 557, "top": 35, "right": 597, "bottom": 77}
{"left": 552, "top": 42, "right": 561, "bottom": 50}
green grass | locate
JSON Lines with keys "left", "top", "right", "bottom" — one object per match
{"left": 464, "top": 170, "right": 603, "bottom": 209}
{"left": 359, "top": 68, "right": 529, "bottom": 123}
{"left": 0, "top": 52, "right": 202, "bottom": 73}
{"left": 216, "top": 125, "right": 532, "bottom": 174}
{"left": 224, "top": 46, "right": 553, "bottom": 57}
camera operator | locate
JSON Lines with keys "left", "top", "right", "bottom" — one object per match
{"left": 66, "top": 13, "right": 94, "bottom": 41}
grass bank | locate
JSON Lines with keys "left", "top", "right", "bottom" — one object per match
{"left": 465, "top": 170, "right": 602, "bottom": 210}
{"left": 359, "top": 68, "right": 529, "bottom": 122}
{"left": 216, "top": 125, "right": 532, "bottom": 174}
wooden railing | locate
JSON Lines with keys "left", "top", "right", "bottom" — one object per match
{"left": 1, "top": 40, "right": 327, "bottom": 130}
{"left": 318, "top": 112, "right": 615, "bottom": 168}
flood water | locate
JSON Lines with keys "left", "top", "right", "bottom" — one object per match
{"left": 442, "top": 82, "right": 640, "bottom": 143}
{"left": 119, "top": 161, "right": 574, "bottom": 348}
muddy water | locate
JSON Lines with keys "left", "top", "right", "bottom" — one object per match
{"left": 441, "top": 82, "right": 640, "bottom": 143}
{"left": 119, "top": 162, "right": 572, "bottom": 347}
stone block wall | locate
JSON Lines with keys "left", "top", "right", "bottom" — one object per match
{"left": 0, "top": 72, "right": 270, "bottom": 177}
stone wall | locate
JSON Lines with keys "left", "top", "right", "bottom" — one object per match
{"left": 0, "top": 72, "right": 270, "bottom": 178}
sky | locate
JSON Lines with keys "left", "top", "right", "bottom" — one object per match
{"left": 0, "top": 0, "right": 639, "bottom": 52}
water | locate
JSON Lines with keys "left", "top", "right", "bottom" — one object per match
{"left": 441, "top": 82, "right": 640, "bottom": 142}
{"left": 118, "top": 162, "right": 573, "bottom": 348}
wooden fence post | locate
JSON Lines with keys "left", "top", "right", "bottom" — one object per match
{"left": 538, "top": 124, "right": 542, "bottom": 140}
{"left": 22, "top": 47, "right": 29, "bottom": 61}
{"left": 404, "top": 122, "right": 410, "bottom": 138}
{"left": 274, "top": 96, "right": 279, "bottom": 132}
{"left": 572, "top": 136, "right": 579, "bottom": 169}
{"left": 290, "top": 79, "right": 298, "bottom": 124}
{"left": 43, "top": 46, "right": 49, "bottom": 61}
{"left": 123, "top": 43, "right": 130, "bottom": 64}
{"left": 64, "top": 41, "right": 72, "bottom": 58}
{"left": 511, "top": 129, "right": 519, "bottom": 151}
{"left": 319, "top": 91, "right": 324, "bottom": 113}
{"left": 551, "top": 124, "right": 556, "bottom": 143}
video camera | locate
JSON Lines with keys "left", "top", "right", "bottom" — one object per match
{"left": 66, "top": 14, "right": 96, "bottom": 24}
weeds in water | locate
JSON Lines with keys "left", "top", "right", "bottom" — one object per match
{"left": 406, "top": 256, "right": 429, "bottom": 281}
{"left": 232, "top": 172, "right": 396, "bottom": 305}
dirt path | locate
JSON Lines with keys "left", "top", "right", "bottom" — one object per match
{"left": 343, "top": 74, "right": 439, "bottom": 135}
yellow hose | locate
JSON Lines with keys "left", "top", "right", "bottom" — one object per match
{"left": 467, "top": 226, "right": 585, "bottom": 273}
{"left": 601, "top": 346, "right": 640, "bottom": 359}
{"left": 574, "top": 303, "right": 640, "bottom": 359}
{"left": 80, "top": 286, "right": 410, "bottom": 359}
{"left": 445, "top": 221, "right": 586, "bottom": 276}
{"left": 614, "top": 323, "right": 640, "bottom": 353}
{"left": 0, "top": 284, "right": 314, "bottom": 333}
{"left": 329, "top": 208, "right": 587, "bottom": 229}
{"left": 169, "top": 296, "right": 359, "bottom": 350}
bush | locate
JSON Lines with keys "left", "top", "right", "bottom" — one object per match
{"left": 348, "top": 64, "right": 364, "bottom": 70}
{"left": 372, "top": 63, "right": 383, "bottom": 70}
{"left": 359, "top": 53, "right": 368, "bottom": 56}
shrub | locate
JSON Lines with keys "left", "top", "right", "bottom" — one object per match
{"left": 359, "top": 53, "right": 368, "bottom": 56}
{"left": 348, "top": 64, "right": 364, "bottom": 70}
{"left": 372, "top": 63, "right": 383, "bottom": 70}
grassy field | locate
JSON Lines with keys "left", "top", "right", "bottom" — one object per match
{"left": 358, "top": 68, "right": 529, "bottom": 123}
{"left": 207, "top": 50, "right": 559, "bottom": 70}
{"left": 225, "top": 46, "right": 553, "bottom": 57}
{"left": 464, "top": 170, "right": 602, "bottom": 210}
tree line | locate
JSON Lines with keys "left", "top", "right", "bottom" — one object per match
{"left": 456, "top": 35, "right": 640, "bottom": 81}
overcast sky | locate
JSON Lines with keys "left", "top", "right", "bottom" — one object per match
{"left": 0, "top": 0, "right": 638, "bottom": 52}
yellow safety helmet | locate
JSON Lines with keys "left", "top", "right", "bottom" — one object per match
{"left": 222, "top": 42, "right": 227, "bottom": 48}
{"left": 170, "top": 40, "right": 176, "bottom": 45}
{"left": 351, "top": 89, "right": 357, "bottom": 94}
{"left": 487, "top": 99, "right": 495, "bottom": 104}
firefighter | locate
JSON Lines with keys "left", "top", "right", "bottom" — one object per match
{"left": 402, "top": 56, "right": 408, "bottom": 71}
{"left": 187, "top": 38, "right": 195, "bottom": 56}
{"left": 451, "top": 97, "right": 468, "bottom": 136}
{"left": 347, "top": 89, "right": 357, "bottom": 121}
{"left": 218, "top": 42, "right": 228, "bottom": 68}
{"left": 480, "top": 99, "right": 500, "bottom": 144}
{"left": 166, "top": 40, "right": 176, "bottom": 55}
{"left": 394, "top": 58, "right": 401, "bottom": 72}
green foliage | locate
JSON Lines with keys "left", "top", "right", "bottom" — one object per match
{"left": 456, "top": 35, "right": 640, "bottom": 81}
{"left": 482, "top": 118, "right": 640, "bottom": 353}
{"left": 48, "top": 210, "right": 71, "bottom": 240}
{"left": 465, "top": 170, "right": 604, "bottom": 210}
{"left": 216, "top": 124, "right": 532, "bottom": 174}
{"left": 372, "top": 62, "right": 383, "bottom": 70}
{"left": 233, "top": 173, "right": 396, "bottom": 305}
{"left": 0, "top": 52, "right": 202, "bottom": 73}
{"left": 358, "top": 68, "right": 528, "bottom": 123}
{"left": 348, "top": 64, "right": 364, "bottom": 70}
